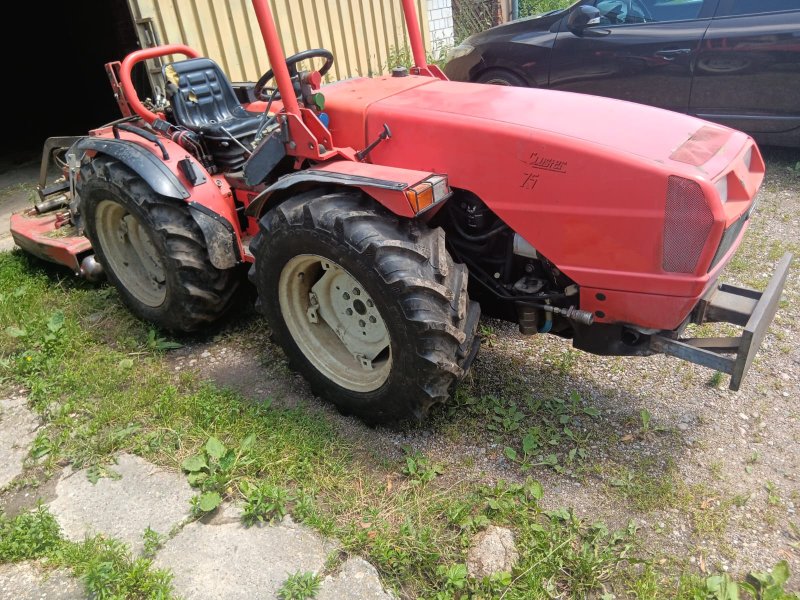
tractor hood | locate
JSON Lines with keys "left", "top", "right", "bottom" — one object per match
{"left": 323, "top": 76, "right": 761, "bottom": 326}
{"left": 370, "top": 78, "right": 746, "bottom": 180}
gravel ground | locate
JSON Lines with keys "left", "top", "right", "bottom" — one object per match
{"left": 167, "top": 147, "right": 800, "bottom": 585}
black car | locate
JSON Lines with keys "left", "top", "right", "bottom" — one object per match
{"left": 444, "top": 0, "right": 800, "bottom": 146}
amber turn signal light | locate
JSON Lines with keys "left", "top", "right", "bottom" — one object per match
{"left": 405, "top": 175, "right": 450, "bottom": 213}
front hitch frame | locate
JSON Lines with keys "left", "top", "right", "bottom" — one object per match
{"left": 649, "top": 253, "right": 793, "bottom": 390}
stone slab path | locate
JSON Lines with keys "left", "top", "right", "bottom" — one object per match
{"left": 0, "top": 396, "right": 395, "bottom": 599}
{"left": 0, "top": 395, "right": 39, "bottom": 489}
{"left": 154, "top": 505, "right": 335, "bottom": 599}
{"left": 0, "top": 563, "right": 83, "bottom": 600}
{"left": 48, "top": 454, "right": 194, "bottom": 555}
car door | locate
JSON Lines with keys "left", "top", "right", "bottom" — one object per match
{"left": 690, "top": 0, "right": 800, "bottom": 142}
{"left": 548, "top": 0, "right": 717, "bottom": 113}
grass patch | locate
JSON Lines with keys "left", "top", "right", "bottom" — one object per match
{"left": 1, "top": 251, "right": 797, "bottom": 598}
{"left": 0, "top": 505, "right": 172, "bottom": 598}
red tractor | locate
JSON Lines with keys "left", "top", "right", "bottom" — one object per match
{"left": 11, "top": 1, "right": 792, "bottom": 423}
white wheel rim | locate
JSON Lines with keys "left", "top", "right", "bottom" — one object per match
{"left": 95, "top": 199, "right": 166, "bottom": 307}
{"left": 279, "top": 254, "right": 392, "bottom": 393}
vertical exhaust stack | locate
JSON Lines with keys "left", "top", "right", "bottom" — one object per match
{"left": 400, "top": 0, "right": 429, "bottom": 71}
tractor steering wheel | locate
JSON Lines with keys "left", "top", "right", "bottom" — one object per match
{"left": 254, "top": 49, "right": 334, "bottom": 101}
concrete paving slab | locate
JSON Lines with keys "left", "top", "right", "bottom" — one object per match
{"left": 153, "top": 505, "right": 332, "bottom": 600}
{"left": 317, "top": 557, "right": 396, "bottom": 600}
{"left": 0, "top": 562, "right": 84, "bottom": 600}
{"left": 0, "top": 164, "right": 37, "bottom": 253}
{"left": 0, "top": 395, "right": 39, "bottom": 489}
{"left": 47, "top": 454, "right": 193, "bottom": 554}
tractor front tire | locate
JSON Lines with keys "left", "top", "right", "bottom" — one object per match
{"left": 249, "top": 190, "right": 479, "bottom": 424}
{"left": 78, "top": 157, "right": 239, "bottom": 332}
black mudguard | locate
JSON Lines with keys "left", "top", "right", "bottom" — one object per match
{"left": 70, "top": 137, "right": 190, "bottom": 200}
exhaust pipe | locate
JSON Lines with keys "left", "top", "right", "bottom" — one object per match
{"left": 79, "top": 255, "right": 104, "bottom": 282}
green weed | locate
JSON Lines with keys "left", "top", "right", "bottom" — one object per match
{"left": 401, "top": 450, "right": 443, "bottom": 485}
{"left": 277, "top": 571, "right": 321, "bottom": 600}
{"left": 503, "top": 391, "right": 596, "bottom": 474}
{"left": 0, "top": 504, "right": 61, "bottom": 561}
{"left": 141, "top": 527, "right": 165, "bottom": 559}
{"left": 706, "top": 561, "right": 799, "bottom": 600}
{"left": 241, "top": 482, "right": 292, "bottom": 525}
{"left": 182, "top": 434, "right": 256, "bottom": 514}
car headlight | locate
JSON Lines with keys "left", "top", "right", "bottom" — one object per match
{"left": 446, "top": 43, "right": 474, "bottom": 62}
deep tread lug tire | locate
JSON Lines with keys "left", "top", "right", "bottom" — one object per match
{"left": 78, "top": 156, "right": 239, "bottom": 332}
{"left": 249, "top": 190, "right": 480, "bottom": 424}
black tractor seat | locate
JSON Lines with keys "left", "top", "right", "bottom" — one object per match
{"left": 164, "top": 57, "right": 262, "bottom": 170}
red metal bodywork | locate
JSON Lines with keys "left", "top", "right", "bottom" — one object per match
{"left": 10, "top": 0, "right": 765, "bottom": 337}
{"left": 316, "top": 75, "right": 762, "bottom": 330}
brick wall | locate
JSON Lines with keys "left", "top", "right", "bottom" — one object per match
{"left": 427, "top": 0, "right": 455, "bottom": 57}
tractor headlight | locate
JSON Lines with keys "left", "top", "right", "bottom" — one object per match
{"left": 715, "top": 176, "right": 728, "bottom": 204}
{"left": 743, "top": 147, "right": 753, "bottom": 170}
{"left": 446, "top": 43, "right": 474, "bottom": 62}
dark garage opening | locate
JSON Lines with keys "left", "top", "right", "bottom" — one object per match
{"left": 1, "top": 0, "right": 140, "bottom": 171}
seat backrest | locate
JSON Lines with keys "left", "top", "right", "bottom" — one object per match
{"left": 164, "top": 58, "right": 244, "bottom": 131}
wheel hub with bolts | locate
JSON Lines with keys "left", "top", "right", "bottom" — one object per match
{"left": 311, "top": 261, "right": 388, "bottom": 370}
{"left": 95, "top": 199, "right": 166, "bottom": 307}
{"left": 279, "top": 254, "right": 392, "bottom": 393}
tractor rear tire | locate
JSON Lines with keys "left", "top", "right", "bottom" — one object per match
{"left": 78, "top": 156, "right": 239, "bottom": 332}
{"left": 249, "top": 190, "right": 480, "bottom": 424}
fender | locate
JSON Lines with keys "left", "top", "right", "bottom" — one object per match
{"left": 245, "top": 160, "right": 447, "bottom": 219}
{"left": 73, "top": 134, "right": 243, "bottom": 269}
{"left": 72, "top": 136, "right": 190, "bottom": 200}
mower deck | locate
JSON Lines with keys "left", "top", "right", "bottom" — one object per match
{"left": 10, "top": 208, "right": 91, "bottom": 273}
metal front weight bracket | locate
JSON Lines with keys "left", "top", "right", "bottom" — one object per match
{"left": 650, "top": 253, "right": 793, "bottom": 391}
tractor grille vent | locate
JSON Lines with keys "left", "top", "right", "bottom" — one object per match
{"left": 662, "top": 176, "right": 713, "bottom": 273}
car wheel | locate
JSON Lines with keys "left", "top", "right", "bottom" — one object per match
{"left": 476, "top": 69, "right": 528, "bottom": 87}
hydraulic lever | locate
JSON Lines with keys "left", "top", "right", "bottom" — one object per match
{"left": 356, "top": 124, "right": 392, "bottom": 162}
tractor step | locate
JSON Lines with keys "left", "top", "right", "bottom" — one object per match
{"left": 10, "top": 209, "right": 91, "bottom": 274}
{"left": 650, "top": 253, "right": 793, "bottom": 391}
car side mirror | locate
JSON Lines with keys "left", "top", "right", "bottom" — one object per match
{"left": 567, "top": 5, "right": 602, "bottom": 34}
